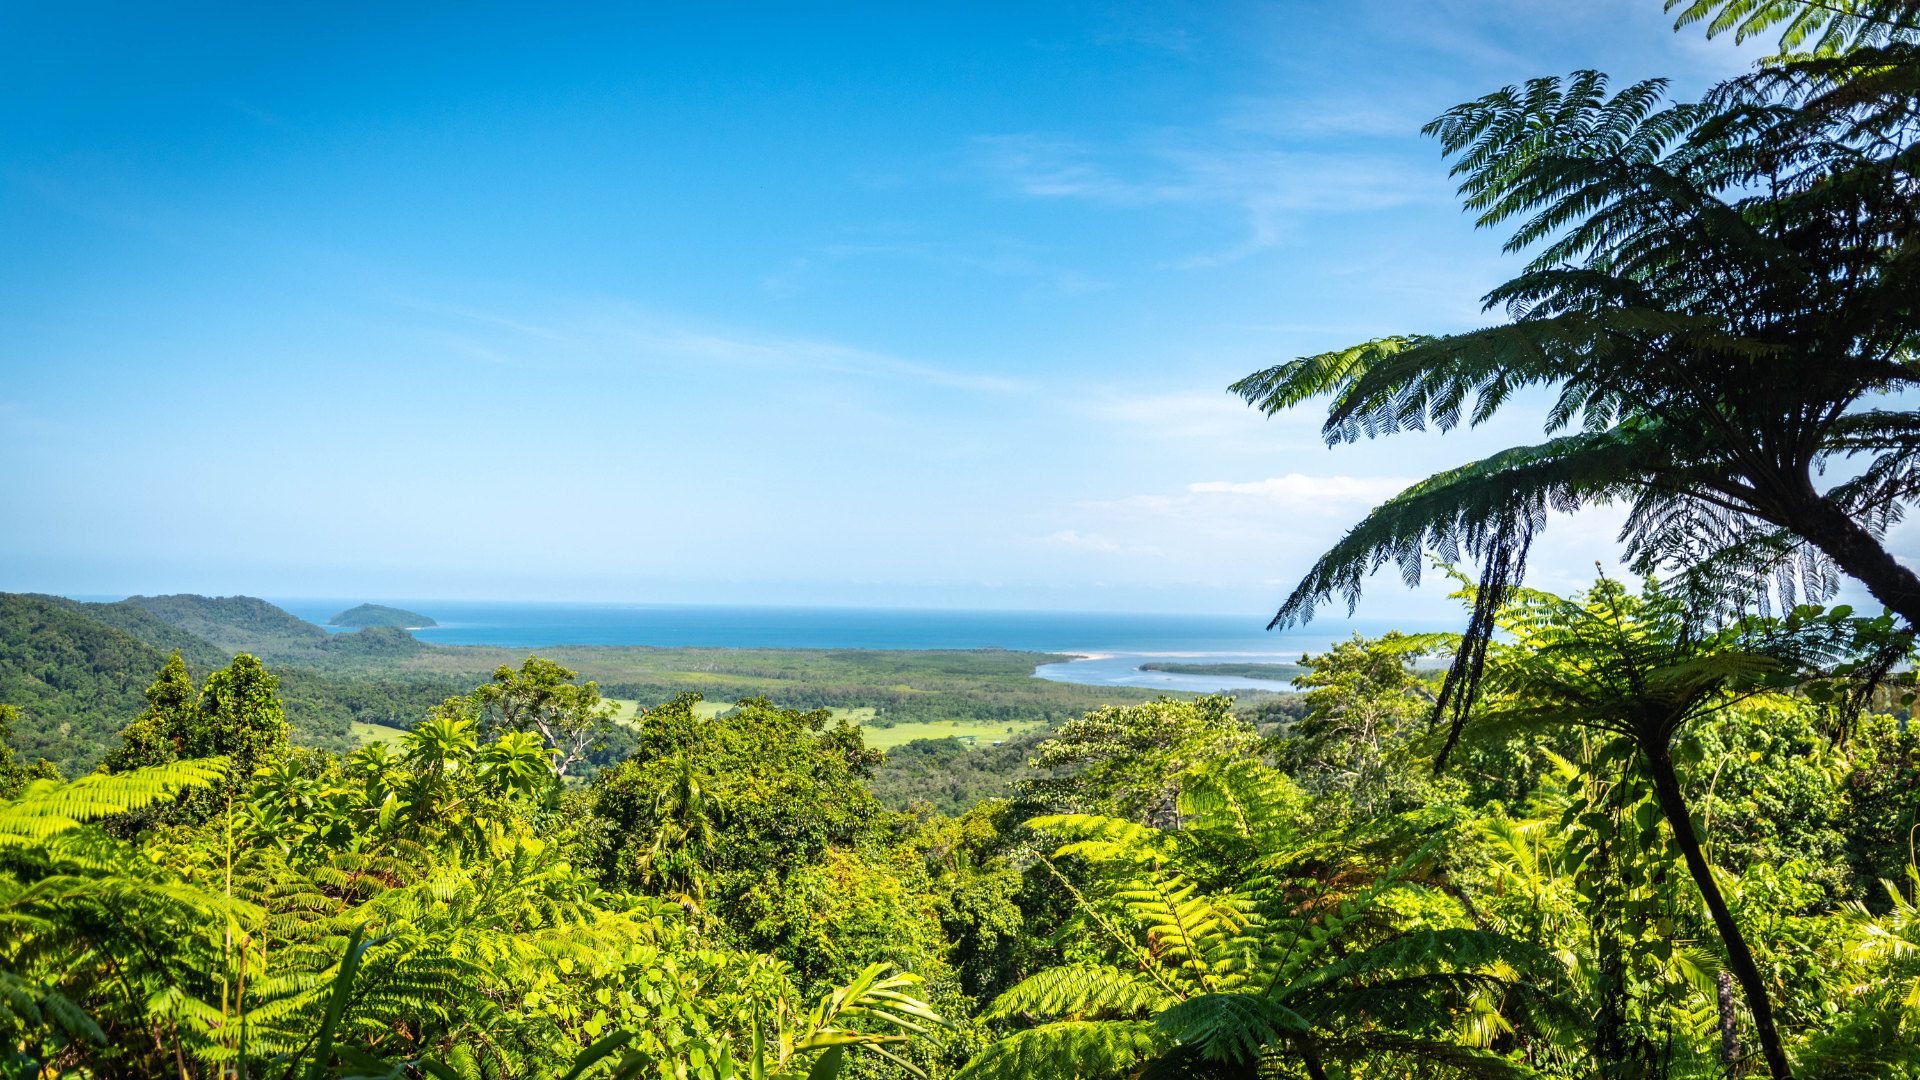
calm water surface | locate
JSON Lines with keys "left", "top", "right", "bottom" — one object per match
{"left": 263, "top": 599, "right": 1449, "bottom": 693}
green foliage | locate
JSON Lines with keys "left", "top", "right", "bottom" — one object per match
{"left": 2, "top": 609, "right": 1919, "bottom": 1079}
{"left": 434, "top": 656, "right": 616, "bottom": 780}
{"left": 951, "top": 1021, "right": 1165, "bottom": 1080}
{"left": 1685, "top": 697, "right": 1852, "bottom": 897}
{"left": 0, "top": 595, "right": 462, "bottom": 772}
{"left": 1839, "top": 713, "right": 1920, "bottom": 900}
{"left": 590, "top": 696, "right": 931, "bottom": 987}
{"left": 101, "top": 651, "right": 290, "bottom": 831}
{"left": 964, "top": 757, "right": 1564, "bottom": 1079}
{"left": 1667, "top": 0, "right": 1920, "bottom": 57}
{"left": 587, "top": 647, "right": 1239, "bottom": 733}
{"left": 1274, "top": 632, "right": 1464, "bottom": 819}
{"left": 0, "top": 594, "right": 181, "bottom": 776}
{"left": 121, "top": 593, "right": 334, "bottom": 660}
{"left": 1019, "top": 696, "right": 1254, "bottom": 825}
{"left": 25, "top": 593, "right": 232, "bottom": 669}
{"left": 866, "top": 733, "right": 1049, "bottom": 815}
{"left": 0, "top": 708, "right": 59, "bottom": 803}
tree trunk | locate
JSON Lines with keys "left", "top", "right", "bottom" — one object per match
{"left": 1718, "top": 970, "right": 1741, "bottom": 1074}
{"left": 1787, "top": 495, "right": 1920, "bottom": 627}
{"left": 1299, "top": 1041, "right": 1330, "bottom": 1080}
{"left": 1643, "top": 745, "right": 1789, "bottom": 1078}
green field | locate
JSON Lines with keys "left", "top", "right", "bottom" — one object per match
{"left": 856, "top": 718, "right": 1047, "bottom": 750}
{"left": 350, "top": 721, "right": 410, "bottom": 747}
{"left": 609, "top": 699, "right": 808, "bottom": 723}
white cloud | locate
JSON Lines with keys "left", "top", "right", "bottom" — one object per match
{"left": 1043, "top": 529, "right": 1120, "bottom": 551}
{"left": 1189, "top": 474, "right": 1412, "bottom": 507}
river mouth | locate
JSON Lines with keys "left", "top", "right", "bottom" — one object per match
{"left": 1032, "top": 652, "right": 1299, "bottom": 693}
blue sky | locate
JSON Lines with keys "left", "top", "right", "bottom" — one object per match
{"left": 4, "top": 1, "right": 1843, "bottom": 621}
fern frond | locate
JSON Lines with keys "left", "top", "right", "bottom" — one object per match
{"left": 987, "top": 965, "right": 1178, "bottom": 1020}
{"left": 1319, "top": 1029, "right": 1539, "bottom": 1079}
{"left": 1284, "top": 928, "right": 1560, "bottom": 1002}
{"left": 1176, "top": 759, "right": 1309, "bottom": 849}
{"left": 1151, "top": 993, "right": 1310, "bottom": 1064}
{"left": 952, "top": 1021, "right": 1168, "bottom": 1080}
{"left": 0, "top": 759, "right": 229, "bottom": 843}
{"left": 1030, "top": 814, "right": 1184, "bottom": 864}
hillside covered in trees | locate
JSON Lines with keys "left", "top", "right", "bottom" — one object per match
{"left": 0, "top": 591, "right": 1242, "bottom": 789}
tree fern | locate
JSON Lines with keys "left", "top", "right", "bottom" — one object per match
{"left": 1667, "top": 0, "right": 1920, "bottom": 57}
{"left": 964, "top": 760, "right": 1569, "bottom": 1079}
{"left": 1232, "top": 15, "right": 1920, "bottom": 746}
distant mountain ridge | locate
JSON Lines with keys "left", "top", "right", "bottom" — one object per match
{"left": 0, "top": 594, "right": 174, "bottom": 775}
{"left": 329, "top": 603, "right": 436, "bottom": 628}
{"left": 27, "top": 594, "right": 232, "bottom": 669}
{"left": 123, "top": 593, "right": 331, "bottom": 659}
{"left": 0, "top": 593, "right": 459, "bottom": 775}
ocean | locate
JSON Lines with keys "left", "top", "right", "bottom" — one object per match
{"left": 267, "top": 599, "right": 1452, "bottom": 693}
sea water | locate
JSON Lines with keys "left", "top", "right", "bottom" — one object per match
{"left": 267, "top": 599, "right": 1449, "bottom": 693}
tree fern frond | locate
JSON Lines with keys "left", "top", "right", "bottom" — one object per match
{"left": 1030, "top": 814, "right": 1184, "bottom": 864}
{"left": 1319, "top": 1030, "right": 1539, "bottom": 1079}
{"left": 1232, "top": 336, "right": 1437, "bottom": 418}
{"left": 1176, "top": 758, "right": 1310, "bottom": 849}
{"left": 1667, "top": 0, "right": 1920, "bottom": 56}
{"left": 952, "top": 1021, "right": 1167, "bottom": 1080}
{"left": 1151, "top": 993, "right": 1310, "bottom": 1063}
{"left": 1269, "top": 430, "right": 1649, "bottom": 628}
{"left": 986, "top": 965, "right": 1179, "bottom": 1020}
{"left": 1285, "top": 929, "right": 1560, "bottom": 1002}
{"left": 0, "top": 758, "right": 229, "bottom": 842}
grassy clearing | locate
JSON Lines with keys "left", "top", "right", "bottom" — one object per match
{"left": 857, "top": 718, "right": 1048, "bottom": 750}
{"left": 607, "top": 699, "right": 742, "bottom": 724}
{"left": 350, "top": 721, "right": 410, "bottom": 748}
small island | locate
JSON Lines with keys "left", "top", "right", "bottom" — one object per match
{"left": 1137, "top": 661, "right": 1305, "bottom": 681}
{"left": 326, "top": 603, "right": 437, "bottom": 628}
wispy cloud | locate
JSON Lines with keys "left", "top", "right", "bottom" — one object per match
{"left": 819, "top": 236, "right": 1113, "bottom": 297}
{"left": 1039, "top": 529, "right": 1164, "bottom": 557}
{"left": 970, "top": 131, "right": 1446, "bottom": 265}
{"left": 388, "top": 295, "right": 1025, "bottom": 394}
{"left": 619, "top": 318, "right": 1024, "bottom": 393}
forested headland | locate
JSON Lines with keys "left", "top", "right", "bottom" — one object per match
{"left": 329, "top": 604, "right": 439, "bottom": 628}
{"left": 1135, "top": 661, "right": 1308, "bottom": 680}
